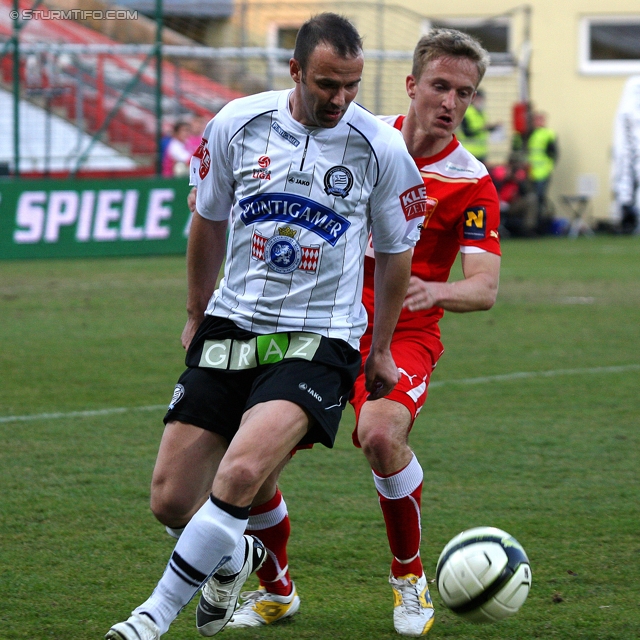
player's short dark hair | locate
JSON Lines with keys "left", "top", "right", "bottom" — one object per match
{"left": 293, "top": 13, "right": 363, "bottom": 72}
{"left": 412, "top": 28, "right": 490, "bottom": 86}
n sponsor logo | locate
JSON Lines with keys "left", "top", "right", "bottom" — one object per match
{"left": 463, "top": 207, "right": 486, "bottom": 240}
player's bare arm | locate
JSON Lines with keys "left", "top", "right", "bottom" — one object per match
{"left": 403, "top": 251, "right": 500, "bottom": 313}
{"left": 365, "top": 249, "right": 413, "bottom": 399}
{"left": 182, "top": 212, "right": 227, "bottom": 349}
{"left": 187, "top": 186, "right": 197, "bottom": 214}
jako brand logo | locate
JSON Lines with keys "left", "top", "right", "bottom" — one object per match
{"left": 299, "top": 382, "right": 322, "bottom": 402}
{"left": 239, "top": 193, "right": 350, "bottom": 246}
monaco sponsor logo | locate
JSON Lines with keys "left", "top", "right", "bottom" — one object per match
{"left": 239, "top": 193, "right": 350, "bottom": 246}
{"left": 251, "top": 229, "right": 320, "bottom": 273}
{"left": 400, "top": 184, "right": 427, "bottom": 220}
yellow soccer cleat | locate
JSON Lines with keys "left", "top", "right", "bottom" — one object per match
{"left": 226, "top": 582, "right": 300, "bottom": 628}
{"left": 389, "top": 573, "right": 435, "bottom": 636}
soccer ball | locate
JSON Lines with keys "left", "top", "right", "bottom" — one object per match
{"left": 435, "top": 526, "right": 531, "bottom": 623}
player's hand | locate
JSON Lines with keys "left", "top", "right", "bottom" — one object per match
{"left": 187, "top": 187, "right": 197, "bottom": 214}
{"left": 181, "top": 316, "right": 202, "bottom": 350}
{"left": 364, "top": 349, "right": 400, "bottom": 400}
{"left": 403, "top": 276, "right": 440, "bottom": 312}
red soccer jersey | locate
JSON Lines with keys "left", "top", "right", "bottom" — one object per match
{"left": 362, "top": 115, "right": 501, "bottom": 333}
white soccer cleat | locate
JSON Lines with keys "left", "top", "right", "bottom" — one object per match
{"left": 196, "top": 534, "right": 267, "bottom": 636}
{"left": 226, "top": 582, "right": 301, "bottom": 628}
{"left": 105, "top": 613, "right": 161, "bottom": 640}
{"left": 389, "top": 573, "right": 435, "bottom": 637}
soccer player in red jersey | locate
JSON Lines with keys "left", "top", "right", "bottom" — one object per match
{"left": 348, "top": 29, "right": 501, "bottom": 636}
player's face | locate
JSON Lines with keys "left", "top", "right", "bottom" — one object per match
{"left": 290, "top": 44, "right": 364, "bottom": 128}
{"left": 407, "top": 55, "right": 479, "bottom": 141}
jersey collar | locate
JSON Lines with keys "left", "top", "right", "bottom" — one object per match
{"left": 393, "top": 114, "right": 460, "bottom": 166}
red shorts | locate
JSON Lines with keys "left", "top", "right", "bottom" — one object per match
{"left": 350, "top": 327, "right": 444, "bottom": 447}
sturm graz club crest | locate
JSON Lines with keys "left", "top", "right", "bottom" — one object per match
{"left": 324, "top": 166, "right": 353, "bottom": 198}
{"left": 264, "top": 226, "right": 303, "bottom": 273}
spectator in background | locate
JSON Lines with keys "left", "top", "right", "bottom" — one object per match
{"left": 457, "top": 88, "right": 500, "bottom": 164}
{"left": 186, "top": 115, "right": 211, "bottom": 155}
{"left": 489, "top": 156, "right": 537, "bottom": 236}
{"left": 512, "top": 111, "right": 558, "bottom": 234}
{"left": 162, "top": 120, "right": 193, "bottom": 177}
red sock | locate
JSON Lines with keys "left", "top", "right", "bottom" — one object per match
{"left": 373, "top": 455, "right": 424, "bottom": 578}
{"left": 247, "top": 488, "right": 293, "bottom": 596}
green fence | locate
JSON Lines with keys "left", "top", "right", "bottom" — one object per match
{"left": 0, "top": 177, "right": 192, "bottom": 259}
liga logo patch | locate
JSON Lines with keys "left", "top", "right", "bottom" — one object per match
{"left": 400, "top": 184, "right": 428, "bottom": 220}
{"left": 463, "top": 206, "right": 487, "bottom": 240}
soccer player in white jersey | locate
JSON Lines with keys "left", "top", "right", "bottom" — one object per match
{"left": 225, "top": 29, "right": 502, "bottom": 638}
{"left": 105, "top": 13, "right": 426, "bottom": 640}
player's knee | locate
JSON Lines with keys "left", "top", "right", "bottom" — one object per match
{"left": 359, "top": 423, "right": 402, "bottom": 462}
{"left": 214, "top": 458, "right": 265, "bottom": 503}
{"left": 150, "top": 478, "right": 193, "bottom": 527}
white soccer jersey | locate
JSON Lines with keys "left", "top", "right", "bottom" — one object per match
{"left": 190, "top": 90, "right": 425, "bottom": 348}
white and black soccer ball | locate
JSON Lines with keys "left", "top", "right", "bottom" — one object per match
{"left": 435, "top": 526, "right": 532, "bottom": 623}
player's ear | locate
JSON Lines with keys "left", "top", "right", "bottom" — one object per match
{"left": 406, "top": 75, "right": 417, "bottom": 100}
{"left": 290, "top": 58, "right": 302, "bottom": 84}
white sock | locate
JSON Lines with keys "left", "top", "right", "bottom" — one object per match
{"left": 165, "top": 525, "right": 185, "bottom": 540}
{"left": 133, "top": 497, "right": 248, "bottom": 634}
{"left": 372, "top": 454, "right": 423, "bottom": 499}
{"left": 215, "top": 535, "right": 249, "bottom": 576}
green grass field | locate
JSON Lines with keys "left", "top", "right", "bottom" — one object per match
{"left": 1, "top": 236, "right": 639, "bottom": 639}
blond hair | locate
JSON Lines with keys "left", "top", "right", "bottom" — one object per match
{"left": 412, "top": 28, "right": 490, "bottom": 85}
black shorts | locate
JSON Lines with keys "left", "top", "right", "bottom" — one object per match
{"left": 164, "top": 316, "right": 361, "bottom": 448}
